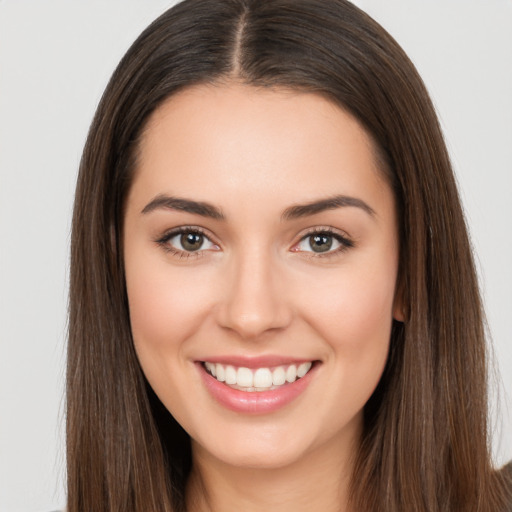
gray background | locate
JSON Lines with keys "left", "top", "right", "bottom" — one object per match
{"left": 0, "top": 1, "right": 510, "bottom": 510}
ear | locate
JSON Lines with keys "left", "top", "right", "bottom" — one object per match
{"left": 393, "top": 300, "right": 405, "bottom": 322}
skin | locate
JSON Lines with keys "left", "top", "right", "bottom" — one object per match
{"left": 123, "top": 83, "right": 402, "bottom": 512}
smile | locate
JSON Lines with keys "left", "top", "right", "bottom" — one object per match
{"left": 198, "top": 359, "right": 319, "bottom": 414}
{"left": 203, "top": 361, "right": 313, "bottom": 392}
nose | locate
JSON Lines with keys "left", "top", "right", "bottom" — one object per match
{"left": 216, "top": 249, "right": 293, "bottom": 339}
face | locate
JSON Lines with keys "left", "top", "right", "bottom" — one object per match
{"left": 124, "top": 83, "right": 401, "bottom": 470}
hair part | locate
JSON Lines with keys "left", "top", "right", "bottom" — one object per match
{"left": 68, "top": 1, "right": 511, "bottom": 511}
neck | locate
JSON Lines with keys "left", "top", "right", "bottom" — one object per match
{"left": 186, "top": 433, "right": 358, "bottom": 512}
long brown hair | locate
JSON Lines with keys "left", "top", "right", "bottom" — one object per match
{"left": 68, "top": 1, "right": 511, "bottom": 510}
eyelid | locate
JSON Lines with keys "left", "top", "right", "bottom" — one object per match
{"left": 154, "top": 224, "right": 354, "bottom": 259}
{"left": 291, "top": 226, "right": 354, "bottom": 257}
{"left": 155, "top": 225, "right": 220, "bottom": 257}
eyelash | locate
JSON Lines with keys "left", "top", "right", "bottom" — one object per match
{"left": 155, "top": 226, "right": 216, "bottom": 259}
{"left": 155, "top": 226, "right": 354, "bottom": 259}
{"left": 293, "top": 226, "right": 354, "bottom": 258}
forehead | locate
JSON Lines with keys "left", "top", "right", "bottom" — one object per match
{"left": 130, "top": 83, "right": 391, "bottom": 215}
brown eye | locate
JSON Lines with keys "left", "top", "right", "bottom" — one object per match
{"left": 309, "top": 234, "right": 333, "bottom": 253}
{"left": 180, "top": 232, "right": 204, "bottom": 251}
{"left": 159, "top": 228, "right": 218, "bottom": 255}
{"left": 294, "top": 229, "right": 353, "bottom": 256}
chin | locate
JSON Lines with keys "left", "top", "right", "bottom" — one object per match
{"left": 190, "top": 414, "right": 350, "bottom": 471}
{"left": 200, "top": 436, "right": 311, "bottom": 470}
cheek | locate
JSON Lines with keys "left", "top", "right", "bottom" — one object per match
{"left": 125, "top": 256, "right": 216, "bottom": 355}
{"left": 301, "top": 263, "right": 396, "bottom": 418}
{"left": 124, "top": 257, "right": 219, "bottom": 423}
{"left": 299, "top": 259, "right": 397, "bottom": 356}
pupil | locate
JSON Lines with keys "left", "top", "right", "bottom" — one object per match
{"left": 181, "top": 233, "right": 203, "bottom": 251}
{"left": 310, "top": 234, "right": 332, "bottom": 253}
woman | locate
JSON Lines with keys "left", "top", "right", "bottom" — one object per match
{"left": 68, "top": 0, "right": 512, "bottom": 510}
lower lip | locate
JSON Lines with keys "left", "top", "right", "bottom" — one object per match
{"left": 198, "top": 362, "right": 318, "bottom": 414}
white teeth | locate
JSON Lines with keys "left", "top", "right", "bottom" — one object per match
{"left": 225, "top": 365, "right": 237, "bottom": 385}
{"left": 272, "top": 366, "right": 286, "bottom": 386}
{"left": 285, "top": 364, "right": 297, "bottom": 383}
{"left": 215, "top": 363, "right": 225, "bottom": 382}
{"left": 297, "top": 362, "right": 312, "bottom": 378}
{"left": 237, "top": 367, "right": 253, "bottom": 387}
{"left": 204, "top": 361, "right": 314, "bottom": 391}
{"left": 254, "top": 368, "right": 273, "bottom": 388}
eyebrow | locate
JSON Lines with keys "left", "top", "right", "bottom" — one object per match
{"left": 141, "top": 194, "right": 225, "bottom": 220}
{"left": 281, "top": 195, "right": 375, "bottom": 220}
{"left": 141, "top": 193, "right": 375, "bottom": 221}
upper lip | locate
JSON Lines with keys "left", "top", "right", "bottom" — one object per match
{"left": 198, "top": 355, "right": 316, "bottom": 369}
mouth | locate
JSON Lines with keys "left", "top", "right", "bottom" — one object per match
{"left": 198, "top": 359, "right": 319, "bottom": 414}
{"left": 203, "top": 361, "right": 313, "bottom": 392}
